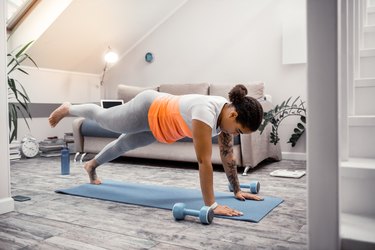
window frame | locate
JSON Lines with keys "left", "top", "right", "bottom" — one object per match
{"left": 7, "top": 0, "right": 39, "bottom": 32}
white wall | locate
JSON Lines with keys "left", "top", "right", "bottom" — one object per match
{"left": 10, "top": 67, "right": 100, "bottom": 141}
{"left": 11, "top": 67, "right": 100, "bottom": 103}
{"left": 0, "top": 0, "right": 15, "bottom": 215}
{"left": 105, "top": 0, "right": 307, "bottom": 158}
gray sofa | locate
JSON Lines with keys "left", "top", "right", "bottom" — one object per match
{"left": 72, "top": 82, "right": 281, "bottom": 175}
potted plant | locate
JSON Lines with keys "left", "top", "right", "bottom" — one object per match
{"left": 258, "top": 96, "right": 306, "bottom": 147}
{"left": 7, "top": 41, "right": 37, "bottom": 142}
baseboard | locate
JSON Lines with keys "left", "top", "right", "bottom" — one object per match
{"left": 282, "top": 152, "right": 306, "bottom": 161}
{"left": 0, "top": 197, "right": 14, "bottom": 215}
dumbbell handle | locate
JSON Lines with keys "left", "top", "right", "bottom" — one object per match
{"left": 228, "top": 181, "right": 260, "bottom": 194}
{"left": 229, "top": 183, "right": 251, "bottom": 191}
{"left": 240, "top": 184, "right": 253, "bottom": 189}
{"left": 184, "top": 208, "right": 200, "bottom": 217}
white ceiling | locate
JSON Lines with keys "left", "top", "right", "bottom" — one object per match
{"left": 26, "top": 0, "right": 187, "bottom": 74}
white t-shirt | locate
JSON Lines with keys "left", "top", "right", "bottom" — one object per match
{"left": 179, "top": 94, "right": 228, "bottom": 137}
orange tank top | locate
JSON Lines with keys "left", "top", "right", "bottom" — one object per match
{"left": 148, "top": 96, "right": 193, "bottom": 144}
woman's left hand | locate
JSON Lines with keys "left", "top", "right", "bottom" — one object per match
{"left": 235, "top": 191, "right": 264, "bottom": 201}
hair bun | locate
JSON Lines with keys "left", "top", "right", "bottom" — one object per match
{"left": 228, "top": 84, "right": 248, "bottom": 104}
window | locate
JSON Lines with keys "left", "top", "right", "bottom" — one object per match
{"left": 7, "top": 0, "right": 38, "bottom": 31}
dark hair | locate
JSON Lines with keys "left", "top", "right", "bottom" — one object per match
{"left": 228, "top": 84, "right": 263, "bottom": 132}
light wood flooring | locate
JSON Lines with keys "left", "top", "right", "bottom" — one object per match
{"left": 1, "top": 156, "right": 307, "bottom": 249}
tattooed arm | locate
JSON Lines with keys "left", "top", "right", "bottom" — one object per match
{"left": 219, "top": 131, "right": 264, "bottom": 201}
{"left": 192, "top": 120, "right": 243, "bottom": 216}
{"left": 218, "top": 131, "right": 241, "bottom": 194}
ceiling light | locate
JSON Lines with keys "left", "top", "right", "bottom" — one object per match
{"left": 104, "top": 51, "right": 119, "bottom": 64}
{"left": 100, "top": 46, "right": 119, "bottom": 86}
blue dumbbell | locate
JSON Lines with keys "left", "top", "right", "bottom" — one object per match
{"left": 228, "top": 181, "right": 260, "bottom": 194}
{"left": 172, "top": 203, "right": 214, "bottom": 225}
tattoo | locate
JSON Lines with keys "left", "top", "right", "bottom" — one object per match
{"left": 219, "top": 132, "right": 241, "bottom": 194}
{"left": 219, "top": 132, "right": 232, "bottom": 157}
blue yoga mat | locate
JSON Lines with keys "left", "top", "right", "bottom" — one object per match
{"left": 55, "top": 180, "right": 283, "bottom": 222}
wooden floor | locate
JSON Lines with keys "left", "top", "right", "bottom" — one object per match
{"left": 1, "top": 156, "right": 307, "bottom": 250}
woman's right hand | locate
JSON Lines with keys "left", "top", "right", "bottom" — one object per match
{"left": 213, "top": 204, "right": 243, "bottom": 216}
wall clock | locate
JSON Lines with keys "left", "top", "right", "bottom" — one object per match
{"left": 20, "top": 135, "right": 39, "bottom": 158}
{"left": 145, "top": 52, "right": 154, "bottom": 63}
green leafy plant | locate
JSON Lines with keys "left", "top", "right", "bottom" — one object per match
{"left": 7, "top": 41, "right": 37, "bottom": 142}
{"left": 258, "top": 96, "right": 306, "bottom": 147}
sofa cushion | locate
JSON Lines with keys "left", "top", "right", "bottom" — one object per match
{"left": 159, "top": 83, "right": 209, "bottom": 95}
{"left": 117, "top": 84, "right": 159, "bottom": 103}
{"left": 210, "top": 82, "right": 264, "bottom": 100}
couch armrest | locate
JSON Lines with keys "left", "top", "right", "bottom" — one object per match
{"left": 72, "top": 117, "right": 85, "bottom": 152}
{"left": 264, "top": 94, "right": 272, "bottom": 103}
{"left": 240, "top": 125, "right": 282, "bottom": 168}
{"left": 240, "top": 98, "right": 282, "bottom": 168}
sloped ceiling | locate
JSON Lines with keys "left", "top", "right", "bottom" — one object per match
{"left": 26, "top": 0, "right": 186, "bottom": 74}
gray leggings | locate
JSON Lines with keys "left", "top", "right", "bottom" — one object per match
{"left": 69, "top": 90, "right": 165, "bottom": 165}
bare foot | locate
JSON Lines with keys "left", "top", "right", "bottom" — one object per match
{"left": 84, "top": 161, "right": 102, "bottom": 185}
{"left": 49, "top": 102, "right": 71, "bottom": 127}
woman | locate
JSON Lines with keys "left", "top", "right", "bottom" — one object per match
{"left": 49, "top": 84, "right": 264, "bottom": 216}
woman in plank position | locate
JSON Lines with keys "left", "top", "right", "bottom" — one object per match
{"left": 49, "top": 84, "right": 263, "bottom": 216}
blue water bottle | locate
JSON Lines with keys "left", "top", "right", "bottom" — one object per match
{"left": 61, "top": 146, "right": 70, "bottom": 175}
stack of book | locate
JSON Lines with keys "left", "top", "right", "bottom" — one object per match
{"left": 39, "top": 137, "right": 66, "bottom": 157}
{"left": 9, "top": 141, "right": 21, "bottom": 161}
